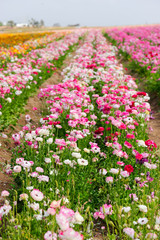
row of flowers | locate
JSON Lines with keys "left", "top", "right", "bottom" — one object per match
{"left": 1, "top": 30, "right": 159, "bottom": 239}
{"left": 0, "top": 30, "right": 85, "bottom": 130}
{"left": 0, "top": 31, "right": 67, "bottom": 60}
{"left": 0, "top": 31, "right": 63, "bottom": 49}
{"left": 105, "top": 25, "right": 160, "bottom": 73}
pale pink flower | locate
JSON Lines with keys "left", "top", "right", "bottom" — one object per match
{"left": 36, "top": 167, "right": 44, "bottom": 173}
{"left": 59, "top": 228, "right": 83, "bottom": 240}
{"left": 1, "top": 190, "right": 9, "bottom": 197}
{"left": 100, "top": 204, "right": 113, "bottom": 215}
{"left": 19, "top": 193, "right": 28, "bottom": 201}
{"left": 13, "top": 165, "right": 22, "bottom": 173}
{"left": 105, "top": 176, "right": 113, "bottom": 183}
{"left": 56, "top": 213, "right": 69, "bottom": 231}
{"left": 120, "top": 170, "right": 130, "bottom": 177}
{"left": 145, "top": 233, "right": 157, "bottom": 239}
{"left": 47, "top": 208, "right": 56, "bottom": 215}
{"left": 50, "top": 200, "right": 61, "bottom": 209}
{"left": 30, "top": 189, "right": 44, "bottom": 201}
{"left": 123, "top": 227, "right": 135, "bottom": 239}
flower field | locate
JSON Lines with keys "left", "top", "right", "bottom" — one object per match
{"left": 0, "top": 31, "right": 62, "bottom": 48}
{"left": 0, "top": 30, "right": 83, "bottom": 130}
{"left": 0, "top": 30, "right": 160, "bottom": 240}
{"left": 105, "top": 26, "right": 160, "bottom": 97}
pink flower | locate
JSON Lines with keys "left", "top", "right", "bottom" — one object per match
{"left": 117, "top": 161, "right": 125, "bottom": 166}
{"left": 50, "top": 200, "right": 61, "bottom": 209}
{"left": 59, "top": 228, "right": 83, "bottom": 240}
{"left": 126, "top": 134, "right": 135, "bottom": 139}
{"left": 124, "top": 141, "right": 132, "bottom": 148}
{"left": 13, "top": 165, "right": 22, "bottom": 173}
{"left": 120, "top": 171, "right": 130, "bottom": 177}
{"left": 44, "top": 231, "right": 57, "bottom": 240}
{"left": 19, "top": 193, "right": 28, "bottom": 201}
{"left": 56, "top": 212, "right": 69, "bottom": 231}
{"left": 59, "top": 207, "right": 75, "bottom": 220}
{"left": 30, "top": 189, "right": 44, "bottom": 201}
{"left": 123, "top": 228, "right": 135, "bottom": 239}
{"left": 1, "top": 190, "right": 9, "bottom": 197}
{"left": 47, "top": 208, "right": 56, "bottom": 215}
{"left": 106, "top": 176, "right": 113, "bottom": 183}
{"left": 36, "top": 167, "right": 44, "bottom": 173}
{"left": 100, "top": 204, "right": 113, "bottom": 215}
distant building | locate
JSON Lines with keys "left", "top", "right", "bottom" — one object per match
{"left": 68, "top": 24, "right": 80, "bottom": 27}
{"left": 16, "top": 23, "right": 28, "bottom": 27}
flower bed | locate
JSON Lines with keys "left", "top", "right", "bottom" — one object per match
{"left": 0, "top": 31, "right": 61, "bottom": 48}
{"left": 105, "top": 25, "right": 160, "bottom": 98}
{"left": 0, "top": 32, "right": 66, "bottom": 59}
{"left": 1, "top": 31, "right": 159, "bottom": 239}
{"left": 0, "top": 31, "right": 84, "bottom": 130}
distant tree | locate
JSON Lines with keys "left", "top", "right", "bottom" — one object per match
{"left": 7, "top": 20, "right": 16, "bottom": 27}
{"left": 0, "top": 22, "right": 3, "bottom": 26}
{"left": 53, "top": 23, "right": 61, "bottom": 27}
{"left": 40, "top": 20, "right": 45, "bottom": 27}
{"left": 29, "top": 18, "right": 40, "bottom": 27}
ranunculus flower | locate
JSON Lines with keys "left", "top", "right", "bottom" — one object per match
{"left": 124, "top": 165, "right": 134, "bottom": 173}
{"left": 123, "top": 228, "right": 135, "bottom": 239}
{"left": 106, "top": 176, "right": 113, "bottom": 183}
{"left": 13, "top": 165, "right": 22, "bottom": 173}
{"left": 30, "top": 189, "right": 44, "bottom": 201}
{"left": 50, "top": 200, "right": 61, "bottom": 209}
{"left": 1, "top": 190, "right": 10, "bottom": 197}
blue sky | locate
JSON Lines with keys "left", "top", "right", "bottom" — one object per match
{"left": 1, "top": 0, "right": 160, "bottom": 27}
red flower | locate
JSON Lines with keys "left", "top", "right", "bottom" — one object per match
{"left": 136, "top": 153, "right": 143, "bottom": 160}
{"left": 124, "top": 165, "right": 134, "bottom": 173}
{"left": 145, "top": 139, "right": 157, "bottom": 150}
{"left": 137, "top": 92, "right": 147, "bottom": 96}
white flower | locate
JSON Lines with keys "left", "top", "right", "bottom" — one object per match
{"left": 72, "top": 211, "right": 84, "bottom": 224}
{"left": 99, "top": 168, "right": 107, "bottom": 175}
{"left": 138, "top": 205, "right": 147, "bottom": 213}
{"left": 133, "top": 221, "right": 137, "bottom": 225}
{"left": 47, "top": 138, "right": 53, "bottom": 144}
{"left": 15, "top": 90, "right": 22, "bottom": 95}
{"left": 26, "top": 186, "right": 34, "bottom": 191}
{"left": 120, "top": 171, "right": 129, "bottom": 178}
{"left": 154, "top": 224, "right": 160, "bottom": 231}
{"left": 83, "top": 148, "right": 90, "bottom": 153}
{"left": 72, "top": 152, "right": 81, "bottom": 158}
{"left": 38, "top": 129, "right": 49, "bottom": 136}
{"left": 64, "top": 159, "right": 72, "bottom": 165}
{"left": 145, "top": 233, "right": 158, "bottom": 239}
{"left": 77, "top": 158, "right": 88, "bottom": 166}
{"left": 28, "top": 202, "right": 39, "bottom": 211}
{"left": 44, "top": 158, "right": 51, "bottom": 163}
{"left": 36, "top": 137, "right": 43, "bottom": 142}
{"left": 137, "top": 217, "right": 148, "bottom": 225}
{"left": 25, "top": 114, "right": 31, "bottom": 122}
{"left": 156, "top": 216, "right": 160, "bottom": 225}
{"left": 110, "top": 168, "right": 119, "bottom": 174}
{"left": 123, "top": 228, "right": 135, "bottom": 239}
{"left": 122, "top": 206, "right": 131, "bottom": 213}
{"left": 6, "top": 97, "right": 12, "bottom": 103}
{"left": 88, "top": 104, "right": 94, "bottom": 110}
{"left": 62, "top": 197, "right": 69, "bottom": 204}
{"left": 137, "top": 140, "right": 147, "bottom": 147}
